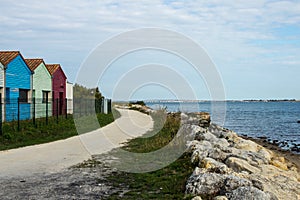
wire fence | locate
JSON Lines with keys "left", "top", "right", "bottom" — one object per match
{"left": 0, "top": 96, "right": 111, "bottom": 134}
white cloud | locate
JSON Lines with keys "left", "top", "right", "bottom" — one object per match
{"left": 0, "top": 0, "right": 300, "bottom": 99}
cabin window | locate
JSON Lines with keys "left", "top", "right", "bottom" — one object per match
{"left": 42, "top": 91, "right": 50, "bottom": 103}
{"left": 19, "top": 89, "right": 29, "bottom": 103}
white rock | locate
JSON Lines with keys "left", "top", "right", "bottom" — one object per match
{"left": 200, "top": 158, "right": 230, "bottom": 174}
{"left": 233, "top": 138, "right": 259, "bottom": 152}
{"left": 186, "top": 173, "right": 225, "bottom": 196}
{"left": 227, "top": 186, "right": 275, "bottom": 200}
{"left": 225, "top": 157, "right": 260, "bottom": 174}
{"left": 191, "top": 196, "right": 202, "bottom": 200}
{"left": 213, "top": 196, "right": 228, "bottom": 200}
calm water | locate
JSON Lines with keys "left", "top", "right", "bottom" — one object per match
{"left": 147, "top": 101, "right": 300, "bottom": 151}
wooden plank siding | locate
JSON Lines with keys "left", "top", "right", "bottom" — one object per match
{"left": 1, "top": 52, "right": 33, "bottom": 121}
{"left": 46, "top": 64, "right": 67, "bottom": 116}
{"left": 0, "top": 62, "right": 4, "bottom": 88}
{"left": 0, "top": 62, "right": 5, "bottom": 121}
{"left": 25, "top": 59, "right": 52, "bottom": 118}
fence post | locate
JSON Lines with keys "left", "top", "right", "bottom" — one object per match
{"left": 32, "top": 97, "right": 36, "bottom": 126}
{"left": 46, "top": 95, "right": 49, "bottom": 125}
{"left": 65, "top": 98, "right": 67, "bottom": 119}
{"left": 101, "top": 97, "right": 104, "bottom": 113}
{"left": 0, "top": 93, "right": 2, "bottom": 135}
{"left": 56, "top": 98, "right": 59, "bottom": 124}
{"left": 85, "top": 98, "right": 87, "bottom": 115}
{"left": 108, "top": 99, "right": 112, "bottom": 113}
{"left": 17, "top": 97, "right": 20, "bottom": 131}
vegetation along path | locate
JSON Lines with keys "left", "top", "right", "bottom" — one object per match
{"left": 0, "top": 109, "right": 153, "bottom": 178}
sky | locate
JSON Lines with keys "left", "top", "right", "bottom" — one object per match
{"left": 0, "top": 0, "right": 300, "bottom": 100}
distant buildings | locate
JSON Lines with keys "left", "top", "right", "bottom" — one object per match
{"left": 0, "top": 51, "right": 73, "bottom": 121}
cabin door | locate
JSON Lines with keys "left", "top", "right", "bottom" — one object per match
{"left": 59, "top": 92, "right": 63, "bottom": 115}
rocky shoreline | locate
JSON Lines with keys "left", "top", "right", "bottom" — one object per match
{"left": 239, "top": 135, "right": 300, "bottom": 154}
{"left": 182, "top": 112, "right": 300, "bottom": 200}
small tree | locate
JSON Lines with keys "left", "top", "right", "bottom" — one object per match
{"left": 95, "top": 87, "right": 102, "bottom": 100}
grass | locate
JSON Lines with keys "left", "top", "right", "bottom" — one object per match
{"left": 106, "top": 110, "right": 195, "bottom": 199}
{"left": 0, "top": 110, "right": 121, "bottom": 151}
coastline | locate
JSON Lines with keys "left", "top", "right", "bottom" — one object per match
{"left": 0, "top": 107, "right": 299, "bottom": 199}
{"left": 146, "top": 101, "right": 300, "bottom": 154}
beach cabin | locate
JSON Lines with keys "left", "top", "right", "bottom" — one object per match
{"left": 25, "top": 59, "right": 52, "bottom": 118}
{"left": 0, "top": 51, "right": 33, "bottom": 121}
{"left": 46, "top": 64, "right": 67, "bottom": 116}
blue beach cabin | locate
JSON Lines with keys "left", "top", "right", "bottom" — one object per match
{"left": 0, "top": 51, "right": 33, "bottom": 121}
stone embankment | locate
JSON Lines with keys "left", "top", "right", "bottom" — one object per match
{"left": 182, "top": 112, "right": 300, "bottom": 200}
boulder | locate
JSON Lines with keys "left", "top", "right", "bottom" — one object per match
{"left": 270, "top": 157, "right": 288, "bottom": 170}
{"left": 191, "top": 196, "right": 202, "bottom": 200}
{"left": 186, "top": 139, "right": 212, "bottom": 153}
{"left": 195, "top": 131, "right": 217, "bottom": 143}
{"left": 257, "top": 147, "right": 273, "bottom": 163}
{"left": 222, "top": 175, "right": 252, "bottom": 193}
{"left": 233, "top": 138, "right": 259, "bottom": 152}
{"left": 200, "top": 158, "right": 230, "bottom": 174}
{"left": 184, "top": 124, "right": 207, "bottom": 139}
{"left": 225, "top": 146, "right": 270, "bottom": 167}
{"left": 209, "top": 124, "right": 231, "bottom": 138}
{"left": 192, "top": 167, "right": 207, "bottom": 176}
{"left": 208, "top": 147, "right": 229, "bottom": 162}
{"left": 191, "top": 149, "right": 208, "bottom": 165}
{"left": 226, "top": 186, "right": 276, "bottom": 200}
{"left": 250, "top": 178, "right": 265, "bottom": 191}
{"left": 186, "top": 173, "right": 225, "bottom": 196}
{"left": 220, "top": 130, "right": 238, "bottom": 142}
{"left": 235, "top": 151, "right": 270, "bottom": 166}
{"left": 225, "top": 157, "right": 260, "bottom": 174}
{"left": 180, "top": 112, "right": 189, "bottom": 121}
{"left": 186, "top": 140, "right": 202, "bottom": 153}
{"left": 213, "top": 196, "right": 228, "bottom": 200}
{"left": 195, "top": 112, "right": 211, "bottom": 127}
{"left": 211, "top": 138, "right": 230, "bottom": 152}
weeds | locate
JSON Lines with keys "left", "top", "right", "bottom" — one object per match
{"left": 106, "top": 110, "right": 194, "bottom": 199}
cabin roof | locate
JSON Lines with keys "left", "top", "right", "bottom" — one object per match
{"left": 25, "top": 58, "right": 45, "bottom": 71}
{"left": 46, "top": 64, "right": 67, "bottom": 79}
{"left": 46, "top": 64, "right": 60, "bottom": 75}
{"left": 0, "top": 51, "right": 20, "bottom": 66}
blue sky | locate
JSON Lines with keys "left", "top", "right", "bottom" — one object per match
{"left": 0, "top": 0, "right": 299, "bottom": 100}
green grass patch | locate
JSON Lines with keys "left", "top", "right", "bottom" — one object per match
{"left": 106, "top": 111, "right": 195, "bottom": 199}
{"left": 0, "top": 110, "right": 121, "bottom": 151}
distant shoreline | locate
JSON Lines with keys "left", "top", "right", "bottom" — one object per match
{"left": 142, "top": 99, "right": 299, "bottom": 103}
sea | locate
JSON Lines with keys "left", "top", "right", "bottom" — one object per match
{"left": 146, "top": 101, "right": 300, "bottom": 153}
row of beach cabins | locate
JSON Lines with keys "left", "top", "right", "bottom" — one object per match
{"left": 0, "top": 51, "right": 73, "bottom": 122}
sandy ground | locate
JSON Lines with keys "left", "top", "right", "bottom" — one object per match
{"left": 0, "top": 109, "right": 153, "bottom": 178}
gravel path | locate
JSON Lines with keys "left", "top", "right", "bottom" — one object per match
{"left": 0, "top": 157, "right": 125, "bottom": 200}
